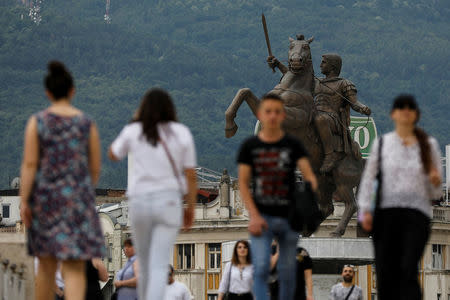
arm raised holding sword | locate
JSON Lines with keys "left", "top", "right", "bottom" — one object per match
{"left": 263, "top": 13, "right": 289, "bottom": 75}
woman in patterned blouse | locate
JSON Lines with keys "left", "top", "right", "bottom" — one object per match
{"left": 357, "top": 94, "right": 442, "bottom": 300}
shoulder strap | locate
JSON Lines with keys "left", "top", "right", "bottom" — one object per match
{"left": 344, "top": 285, "right": 355, "bottom": 300}
{"left": 119, "top": 258, "right": 135, "bottom": 281}
{"left": 226, "top": 262, "right": 232, "bottom": 292}
{"left": 160, "top": 137, "right": 183, "bottom": 192}
{"left": 374, "top": 136, "right": 384, "bottom": 209}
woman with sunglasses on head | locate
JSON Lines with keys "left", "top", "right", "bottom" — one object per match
{"left": 218, "top": 240, "right": 254, "bottom": 300}
{"left": 357, "top": 94, "right": 442, "bottom": 300}
{"left": 109, "top": 88, "right": 197, "bottom": 300}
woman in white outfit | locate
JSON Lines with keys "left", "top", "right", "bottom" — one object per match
{"left": 218, "top": 240, "right": 254, "bottom": 300}
{"left": 109, "top": 88, "right": 197, "bottom": 300}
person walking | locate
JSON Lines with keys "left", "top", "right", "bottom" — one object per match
{"left": 295, "top": 247, "right": 314, "bottom": 300}
{"left": 268, "top": 241, "right": 279, "bottom": 300}
{"left": 329, "top": 265, "right": 362, "bottom": 300}
{"left": 164, "top": 265, "right": 192, "bottom": 300}
{"left": 113, "top": 238, "right": 138, "bottom": 300}
{"left": 358, "top": 94, "right": 442, "bottom": 300}
{"left": 109, "top": 88, "right": 197, "bottom": 300}
{"left": 20, "top": 61, "right": 105, "bottom": 300}
{"left": 237, "top": 93, "right": 317, "bottom": 300}
{"left": 84, "top": 258, "right": 108, "bottom": 300}
{"left": 269, "top": 244, "right": 314, "bottom": 300}
{"left": 218, "top": 240, "right": 253, "bottom": 300}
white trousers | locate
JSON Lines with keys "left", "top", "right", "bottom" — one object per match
{"left": 129, "top": 190, "right": 182, "bottom": 300}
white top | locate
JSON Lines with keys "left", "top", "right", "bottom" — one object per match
{"left": 111, "top": 121, "right": 197, "bottom": 197}
{"left": 218, "top": 262, "right": 254, "bottom": 294}
{"left": 164, "top": 281, "right": 191, "bottom": 300}
{"left": 329, "top": 283, "right": 363, "bottom": 300}
{"left": 357, "top": 131, "right": 442, "bottom": 218}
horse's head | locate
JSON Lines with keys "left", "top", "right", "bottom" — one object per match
{"left": 288, "top": 34, "right": 314, "bottom": 74}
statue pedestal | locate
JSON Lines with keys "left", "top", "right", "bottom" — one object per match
{"left": 299, "top": 237, "right": 374, "bottom": 272}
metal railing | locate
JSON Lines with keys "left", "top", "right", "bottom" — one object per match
{"left": 0, "top": 257, "right": 26, "bottom": 300}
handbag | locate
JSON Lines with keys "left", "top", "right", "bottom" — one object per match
{"left": 360, "top": 136, "right": 383, "bottom": 234}
{"left": 288, "top": 181, "right": 321, "bottom": 233}
{"left": 373, "top": 136, "right": 384, "bottom": 212}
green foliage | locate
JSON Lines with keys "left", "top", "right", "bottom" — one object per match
{"left": 0, "top": 0, "right": 448, "bottom": 188}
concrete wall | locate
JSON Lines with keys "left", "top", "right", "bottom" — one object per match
{"left": 178, "top": 271, "right": 203, "bottom": 300}
{"left": 423, "top": 273, "right": 450, "bottom": 300}
{"left": 313, "top": 274, "right": 341, "bottom": 300}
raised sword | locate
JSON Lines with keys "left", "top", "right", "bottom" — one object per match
{"left": 262, "top": 13, "right": 275, "bottom": 73}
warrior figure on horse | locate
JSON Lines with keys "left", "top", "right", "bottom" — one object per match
{"left": 225, "top": 31, "right": 372, "bottom": 236}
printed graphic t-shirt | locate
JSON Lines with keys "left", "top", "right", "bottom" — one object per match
{"left": 237, "top": 134, "right": 308, "bottom": 217}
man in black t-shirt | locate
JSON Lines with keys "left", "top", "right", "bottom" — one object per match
{"left": 238, "top": 93, "right": 317, "bottom": 300}
{"left": 295, "top": 247, "right": 313, "bottom": 300}
{"left": 269, "top": 245, "right": 314, "bottom": 300}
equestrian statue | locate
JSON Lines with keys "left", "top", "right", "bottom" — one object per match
{"left": 225, "top": 15, "right": 371, "bottom": 237}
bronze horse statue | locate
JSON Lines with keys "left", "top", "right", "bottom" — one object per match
{"left": 225, "top": 35, "right": 363, "bottom": 237}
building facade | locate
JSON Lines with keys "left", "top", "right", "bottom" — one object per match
{"left": 1, "top": 157, "right": 449, "bottom": 300}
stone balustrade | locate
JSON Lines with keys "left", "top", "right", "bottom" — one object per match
{"left": 0, "top": 233, "right": 34, "bottom": 300}
{"left": 0, "top": 257, "right": 27, "bottom": 300}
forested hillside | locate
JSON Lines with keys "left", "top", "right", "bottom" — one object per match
{"left": 0, "top": 0, "right": 449, "bottom": 188}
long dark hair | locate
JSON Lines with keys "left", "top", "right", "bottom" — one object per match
{"left": 231, "top": 240, "right": 251, "bottom": 265}
{"left": 391, "top": 94, "right": 432, "bottom": 173}
{"left": 44, "top": 60, "right": 74, "bottom": 100}
{"left": 134, "top": 88, "right": 177, "bottom": 146}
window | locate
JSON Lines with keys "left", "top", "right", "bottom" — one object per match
{"left": 208, "top": 243, "right": 221, "bottom": 269}
{"left": 176, "top": 244, "right": 195, "bottom": 269}
{"left": 437, "top": 294, "right": 441, "bottom": 300}
{"left": 207, "top": 294, "right": 218, "bottom": 300}
{"left": 2, "top": 205, "right": 10, "bottom": 218}
{"left": 432, "top": 244, "right": 443, "bottom": 269}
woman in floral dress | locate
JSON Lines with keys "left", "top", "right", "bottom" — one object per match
{"left": 20, "top": 61, "right": 105, "bottom": 300}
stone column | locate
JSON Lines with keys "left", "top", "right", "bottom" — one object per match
{"left": 219, "top": 169, "right": 231, "bottom": 218}
{"left": 112, "top": 224, "right": 123, "bottom": 271}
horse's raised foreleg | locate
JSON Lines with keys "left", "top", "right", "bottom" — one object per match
{"left": 331, "top": 185, "right": 357, "bottom": 237}
{"left": 225, "top": 88, "right": 260, "bottom": 138}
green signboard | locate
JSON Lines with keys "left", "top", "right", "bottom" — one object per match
{"left": 254, "top": 116, "right": 378, "bottom": 158}
{"left": 349, "top": 116, "right": 378, "bottom": 158}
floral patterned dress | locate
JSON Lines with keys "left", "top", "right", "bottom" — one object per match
{"left": 27, "top": 110, "right": 105, "bottom": 260}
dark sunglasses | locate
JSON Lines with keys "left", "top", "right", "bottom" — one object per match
{"left": 344, "top": 264, "right": 355, "bottom": 268}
